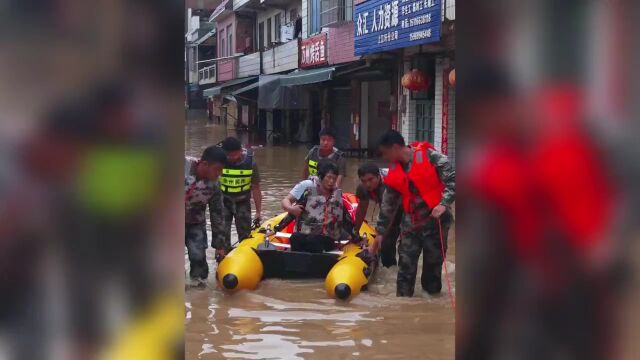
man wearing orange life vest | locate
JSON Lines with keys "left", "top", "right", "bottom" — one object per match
{"left": 370, "top": 130, "right": 455, "bottom": 297}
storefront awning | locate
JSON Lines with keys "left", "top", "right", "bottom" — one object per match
{"left": 279, "top": 67, "right": 336, "bottom": 86}
{"left": 231, "top": 81, "right": 258, "bottom": 97}
{"left": 203, "top": 76, "right": 257, "bottom": 98}
{"left": 202, "top": 87, "right": 220, "bottom": 97}
{"left": 229, "top": 82, "right": 259, "bottom": 103}
{"left": 258, "top": 67, "right": 335, "bottom": 109}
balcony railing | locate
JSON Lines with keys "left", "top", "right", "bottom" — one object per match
{"left": 198, "top": 64, "right": 217, "bottom": 84}
{"left": 320, "top": 0, "right": 353, "bottom": 27}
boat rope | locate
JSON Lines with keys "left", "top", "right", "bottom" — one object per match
{"left": 399, "top": 216, "right": 455, "bottom": 309}
{"left": 437, "top": 217, "right": 455, "bottom": 310}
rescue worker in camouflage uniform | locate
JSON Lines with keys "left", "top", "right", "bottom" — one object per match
{"left": 284, "top": 160, "right": 355, "bottom": 253}
{"left": 303, "top": 128, "right": 347, "bottom": 188}
{"left": 220, "top": 137, "right": 262, "bottom": 247}
{"left": 354, "top": 162, "right": 402, "bottom": 267}
{"left": 369, "top": 130, "right": 455, "bottom": 297}
{"left": 185, "top": 146, "right": 227, "bottom": 287}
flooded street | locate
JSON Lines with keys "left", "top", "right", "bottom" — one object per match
{"left": 185, "top": 116, "right": 455, "bottom": 359}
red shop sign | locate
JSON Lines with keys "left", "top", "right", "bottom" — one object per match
{"left": 299, "top": 33, "right": 328, "bottom": 68}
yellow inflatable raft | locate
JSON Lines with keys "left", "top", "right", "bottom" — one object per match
{"left": 216, "top": 195, "right": 378, "bottom": 301}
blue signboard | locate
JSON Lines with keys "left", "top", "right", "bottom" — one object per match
{"left": 354, "top": 0, "right": 441, "bottom": 55}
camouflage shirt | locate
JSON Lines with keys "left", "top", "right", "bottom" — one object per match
{"left": 184, "top": 156, "right": 225, "bottom": 248}
{"left": 376, "top": 148, "right": 455, "bottom": 235}
{"left": 296, "top": 184, "right": 354, "bottom": 240}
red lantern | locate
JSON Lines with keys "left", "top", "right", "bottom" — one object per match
{"left": 401, "top": 69, "right": 430, "bottom": 91}
{"left": 448, "top": 68, "right": 456, "bottom": 86}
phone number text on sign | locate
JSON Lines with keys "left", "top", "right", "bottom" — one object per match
{"left": 354, "top": 0, "right": 441, "bottom": 55}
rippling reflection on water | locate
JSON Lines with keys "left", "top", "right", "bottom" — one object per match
{"left": 185, "top": 117, "right": 455, "bottom": 359}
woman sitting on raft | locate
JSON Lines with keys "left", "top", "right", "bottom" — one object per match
{"left": 281, "top": 159, "right": 356, "bottom": 253}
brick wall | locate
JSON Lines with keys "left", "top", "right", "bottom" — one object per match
{"left": 327, "top": 22, "right": 360, "bottom": 65}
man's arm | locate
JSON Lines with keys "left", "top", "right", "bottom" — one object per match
{"left": 354, "top": 185, "right": 370, "bottom": 233}
{"left": 369, "top": 187, "right": 402, "bottom": 254}
{"left": 281, "top": 194, "right": 296, "bottom": 212}
{"left": 354, "top": 199, "right": 369, "bottom": 234}
{"left": 208, "top": 184, "right": 226, "bottom": 250}
{"left": 430, "top": 148, "right": 456, "bottom": 208}
{"left": 376, "top": 187, "right": 402, "bottom": 236}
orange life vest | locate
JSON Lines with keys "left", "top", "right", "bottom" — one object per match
{"left": 384, "top": 142, "right": 445, "bottom": 213}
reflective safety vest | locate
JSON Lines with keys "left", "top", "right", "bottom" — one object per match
{"left": 296, "top": 185, "right": 344, "bottom": 240}
{"left": 307, "top": 146, "right": 342, "bottom": 176}
{"left": 384, "top": 142, "right": 445, "bottom": 212}
{"left": 220, "top": 151, "right": 254, "bottom": 195}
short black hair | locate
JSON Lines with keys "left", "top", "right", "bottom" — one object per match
{"left": 358, "top": 162, "right": 380, "bottom": 178}
{"left": 317, "top": 159, "right": 339, "bottom": 180}
{"left": 318, "top": 128, "right": 335, "bottom": 139}
{"left": 378, "top": 130, "right": 405, "bottom": 148}
{"left": 221, "top": 137, "right": 242, "bottom": 152}
{"left": 201, "top": 145, "right": 227, "bottom": 164}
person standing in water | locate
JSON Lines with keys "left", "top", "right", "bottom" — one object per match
{"left": 185, "top": 146, "right": 227, "bottom": 287}
{"left": 219, "top": 137, "right": 263, "bottom": 247}
{"left": 354, "top": 162, "right": 402, "bottom": 268}
{"left": 371, "top": 130, "right": 455, "bottom": 297}
{"left": 303, "top": 128, "right": 347, "bottom": 188}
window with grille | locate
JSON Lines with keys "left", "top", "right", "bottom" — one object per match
{"left": 320, "top": 0, "right": 353, "bottom": 27}
{"left": 415, "top": 101, "right": 435, "bottom": 142}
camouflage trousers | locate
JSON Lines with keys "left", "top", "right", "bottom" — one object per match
{"left": 380, "top": 209, "right": 403, "bottom": 267}
{"left": 185, "top": 223, "right": 208, "bottom": 280}
{"left": 222, "top": 196, "right": 252, "bottom": 247}
{"left": 397, "top": 215, "right": 450, "bottom": 297}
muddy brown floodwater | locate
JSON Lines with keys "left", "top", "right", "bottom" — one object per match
{"left": 185, "top": 116, "right": 455, "bottom": 359}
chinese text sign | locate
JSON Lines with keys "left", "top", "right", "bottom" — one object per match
{"left": 354, "top": 0, "right": 441, "bottom": 55}
{"left": 300, "top": 33, "right": 328, "bottom": 68}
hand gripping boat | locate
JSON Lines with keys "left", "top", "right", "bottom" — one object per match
{"left": 216, "top": 193, "right": 378, "bottom": 300}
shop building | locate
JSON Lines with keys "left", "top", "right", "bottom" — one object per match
{"left": 353, "top": 0, "right": 455, "bottom": 163}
